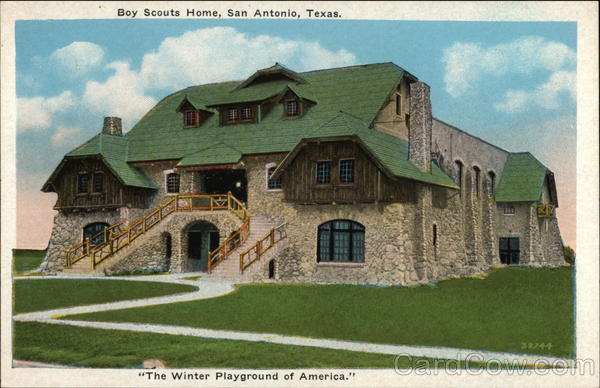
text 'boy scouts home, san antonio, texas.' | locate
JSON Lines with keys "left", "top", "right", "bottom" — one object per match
{"left": 40, "top": 62, "right": 565, "bottom": 285}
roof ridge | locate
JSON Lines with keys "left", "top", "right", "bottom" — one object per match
{"left": 510, "top": 151, "right": 549, "bottom": 171}
{"left": 299, "top": 62, "right": 396, "bottom": 75}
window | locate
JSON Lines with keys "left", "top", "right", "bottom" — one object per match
{"left": 339, "top": 159, "right": 354, "bottom": 183}
{"left": 395, "top": 94, "right": 402, "bottom": 115}
{"left": 499, "top": 237, "right": 520, "bottom": 264}
{"left": 227, "top": 108, "right": 239, "bottom": 122}
{"left": 504, "top": 204, "right": 515, "bottom": 215}
{"left": 77, "top": 173, "right": 90, "bottom": 194}
{"left": 455, "top": 161, "right": 463, "bottom": 194}
{"left": 316, "top": 161, "right": 331, "bottom": 184}
{"left": 473, "top": 166, "right": 481, "bottom": 197}
{"left": 183, "top": 110, "right": 199, "bottom": 127}
{"left": 225, "top": 106, "right": 254, "bottom": 124}
{"left": 92, "top": 172, "right": 104, "bottom": 193}
{"left": 433, "top": 224, "right": 438, "bottom": 247}
{"left": 488, "top": 171, "right": 496, "bottom": 195}
{"left": 285, "top": 100, "right": 299, "bottom": 117}
{"left": 166, "top": 172, "right": 180, "bottom": 193}
{"left": 83, "top": 222, "right": 109, "bottom": 246}
{"left": 318, "top": 220, "right": 365, "bottom": 262}
{"left": 266, "top": 165, "right": 282, "bottom": 190}
{"left": 240, "top": 106, "right": 253, "bottom": 120}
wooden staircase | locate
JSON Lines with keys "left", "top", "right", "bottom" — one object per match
{"left": 209, "top": 216, "right": 287, "bottom": 280}
{"left": 63, "top": 193, "right": 249, "bottom": 273}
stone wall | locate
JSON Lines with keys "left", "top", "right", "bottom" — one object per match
{"left": 40, "top": 209, "right": 123, "bottom": 273}
{"left": 103, "top": 211, "right": 239, "bottom": 274}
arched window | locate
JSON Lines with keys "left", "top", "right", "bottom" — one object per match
{"left": 318, "top": 220, "right": 365, "bottom": 263}
{"left": 473, "top": 166, "right": 481, "bottom": 197}
{"left": 166, "top": 172, "right": 180, "bottom": 193}
{"left": 266, "top": 163, "right": 282, "bottom": 190}
{"left": 488, "top": 171, "right": 496, "bottom": 195}
{"left": 83, "top": 222, "right": 109, "bottom": 246}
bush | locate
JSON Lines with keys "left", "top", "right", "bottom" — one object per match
{"left": 563, "top": 246, "right": 575, "bottom": 266}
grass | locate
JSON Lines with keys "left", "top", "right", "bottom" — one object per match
{"left": 183, "top": 276, "right": 202, "bottom": 281}
{"left": 12, "top": 249, "right": 46, "bottom": 274}
{"left": 67, "top": 267, "right": 575, "bottom": 358}
{"left": 13, "top": 279, "right": 196, "bottom": 314}
{"left": 14, "top": 322, "right": 483, "bottom": 369}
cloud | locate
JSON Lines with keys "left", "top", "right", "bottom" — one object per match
{"left": 17, "top": 91, "right": 75, "bottom": 132}
{"left": 82, "top": 61, "right": 157, "bottom": 130}
{"left": 442, "top": 36, "right": 576, "bottom": 98}
{"left": 51, "top": 125, "right": 81, "bottom": 147}
{"left": 50, "top": 41, "right": 105, "bottom": 76}
{"left": 494, "top": 70, "right": 575, "bottom": 112}
{"left": 138, "top": 27, "right": 357, "bottom": 91}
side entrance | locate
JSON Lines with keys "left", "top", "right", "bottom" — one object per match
{"left": 187, "top": 222, "right": 220, "bottom": 271}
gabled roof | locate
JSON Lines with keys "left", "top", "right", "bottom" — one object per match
{"left": 235, "top": 63, "right": 307, "bottom": 89}
{"left": 126, "top": 62, "right": 406, "bottom": 162}
{"left": 273, "top": 111, "right": 458, "bottom": 189}
{"left": 42, "top": 133, "right": 157, "bottom": 191}
{"left": 495, "top": 152, "right": 555, "bottom": 204}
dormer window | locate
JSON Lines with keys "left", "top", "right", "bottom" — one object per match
{"left": 224, "top": 105, "right": 255, "bottom": 124}
{"left": 183, "top": 110, "right": 199, "bottom": 127}
{"left": 285, "top": 100, "right": 299, "bottom": 117}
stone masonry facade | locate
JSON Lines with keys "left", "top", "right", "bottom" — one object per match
{"left": 40, "top": 68, "right": 565, "bottom": 283}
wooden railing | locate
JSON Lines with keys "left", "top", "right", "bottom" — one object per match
{"left": 537, "top": 203, "right": 554, "bottom": 218}
{"left": 65, "top": 220, "right": 126, "bottom": 266}
{"left": 64, "top": 192, "right": 248, "bottom": 270}
{"left": 207, "top": 219, "right": 250, "bottom": 273}
{"left": 239, "top": 223, "right": 287, "bottom": 272}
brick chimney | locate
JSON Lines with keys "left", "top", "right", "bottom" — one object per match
{"left": 408, "top": 82, "right": 432, "bottom": 173}
{"left": 102, "top": 117, "right": 122, "bottom": 136}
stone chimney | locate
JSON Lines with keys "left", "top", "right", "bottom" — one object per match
{"left": 102, "top": 117, "right": 122, "bottom": 136}
{"left": 408, "top": 82, "right": 432, "bottom": 173}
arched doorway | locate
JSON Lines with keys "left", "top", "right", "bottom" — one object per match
{"left": 187, "top": 222, "right": 219, "bottom": 271}
{"left": 83, "top": 222, "right": 110, "bottom": 246}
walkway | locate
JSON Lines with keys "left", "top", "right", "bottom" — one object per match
{"left": 13, "top": 273, "right": 572, "bottom": 367}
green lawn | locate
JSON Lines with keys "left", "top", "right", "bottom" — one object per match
{"left": 67, "top": 267, "right": 575, "bottom": 358}
{"left": 12, "top": 249, "right": 46, "bottom": 274}
{"left": 13, "top": 279, "right": 196, "bottom": 313}
{"left": 14, "top": 322, "right": 470, "bottom": 369}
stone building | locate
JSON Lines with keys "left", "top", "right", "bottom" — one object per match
{"left": 40, "top": 62, "right": 564, "bottom": 285}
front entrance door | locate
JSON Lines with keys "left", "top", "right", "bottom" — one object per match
{"left": 187, "top": 222, "right": 220, "bottom": 272}
{"left": 499, "top": 237, "right": 520, "bottom": 264}
{"left": 202, "top": 169, "right": 247, "bottom": 202}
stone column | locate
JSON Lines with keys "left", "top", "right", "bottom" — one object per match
{"left": 408, "top": 82, "right": 432, "bottom": 173}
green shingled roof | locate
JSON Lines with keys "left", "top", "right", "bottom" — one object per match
{"left": 495, "top": 152, "right": 548, "bottom": 202}
{"left": 64, "top": 134, "right": 157, "bottom": 189}
{"left": 53, "top": 63, "right": 458, "bottom": 190}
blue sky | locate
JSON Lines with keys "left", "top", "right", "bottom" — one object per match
{"left": 15, "top": 19, "right": 577, "bottom": 248}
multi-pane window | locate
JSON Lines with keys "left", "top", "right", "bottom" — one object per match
{"left": 504, "top": 204, "right": 515, "bottom": 215}
{"left": 92, "top": 172, "right": 104, "bottom": 193}
{"left": 227, "top": 108, "right": 239, "bottom": 122}
{"left": 267, "top": 166, "right": 282, "bottom": 190}
{"left": 318, "top": 220, "right": 365, "bottom": 262}
{"left": 499, "top": 237, "right": 520, "bottom": 264}
{"left": 183, "top": 110, "right": 199, "bottom": 127}
{"left": 285, "top": 100, "right": 299, "bottom": 117}
{"left": 240, "top": 106, "right": 253, "bottom": 120}
{"left": 166, "top": 173, "right": 180, "bottom": 193}
{"left": 225, "top": 106, "right": 254, "bottom": 124}
{"left": 339, "top": 159, "right": 354, "bottom": 183}
{"left": 316, "top": 161, "right": 331, "bottom": 184}
{"left": 77, "top": 173, "right": 89, "bottom": 194}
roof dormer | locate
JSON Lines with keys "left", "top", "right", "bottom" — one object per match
{"left": 235, "top": 63, "right": 307, "bottom": 89}
{"left": 176, "top": 96, "right": 213, "bottom": 128}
